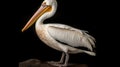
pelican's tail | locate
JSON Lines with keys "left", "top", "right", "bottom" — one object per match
{"left": 84, "top": 51, "right": 96, "bottom": 56}
{"left": 76, "top": 49, "right": 96, "bottom": 56}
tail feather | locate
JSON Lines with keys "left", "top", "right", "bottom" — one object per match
{"left": 82, "top": 31, "right": 96, "bottom": 48}
{"left": 76, "top": 49, "right": 96, "bottom": 56}
{"left": 84, "top": 51, "right": 96, "bottom": 56}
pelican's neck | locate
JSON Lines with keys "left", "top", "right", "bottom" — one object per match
{"left": 35, "top": 17, "right": 44, "bottom": 29}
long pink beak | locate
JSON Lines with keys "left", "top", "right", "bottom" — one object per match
{"left": 22, "top": 3, "right": 51, "bottom": 32}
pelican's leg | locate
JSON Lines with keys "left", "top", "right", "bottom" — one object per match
{"left": 59, "top": 52, "right": 65, "bottom": 63}
{"left": 50, "top": 52, "right": 69, "bottom": 67}
{"left": 47, "top": 52, "right": 65, "bottom": 64}
{"left": 62, "top": 52, "right": 69, "bottom": 66}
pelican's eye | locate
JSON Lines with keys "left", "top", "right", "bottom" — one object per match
{"left": 42, "top": 2, "right": 46, "bottom": 6}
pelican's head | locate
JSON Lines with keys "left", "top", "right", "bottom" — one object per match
{"left": 22, "top": 0, "right": 57, "bottom": 32}
{"left": 41, "top": 0, "right": 57, "bottom": 18}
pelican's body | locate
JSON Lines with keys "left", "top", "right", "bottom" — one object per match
{"left": 22, "top": 0, "right": 96, "bottom": 66}
{"left": 36, "top": 23, "right": 95, "bottom": 54}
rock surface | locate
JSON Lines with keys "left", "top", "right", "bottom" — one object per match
{"left": 19, "top": 59, "right": 88, "bottom": 67}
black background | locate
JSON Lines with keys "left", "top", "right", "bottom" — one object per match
{"left": 1, "top": 0, "right": 103, "bottom": 67}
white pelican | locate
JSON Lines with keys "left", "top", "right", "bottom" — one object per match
{"left": 22, "top": 0, "right": 96, "bottom": 66}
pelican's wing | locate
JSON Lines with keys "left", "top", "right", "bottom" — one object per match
{"left": 47, "top": 24, "right": 95, "bottom": 51}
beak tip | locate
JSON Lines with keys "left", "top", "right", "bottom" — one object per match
{"left": 21, "top": 29, "right": 24, "bottom": 32}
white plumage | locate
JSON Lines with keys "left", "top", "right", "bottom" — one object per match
{"left": 47, "top": 24, "right": 95, "bottom": 51}
{"left": 22, "top": 0, "right": 96, "bottom": 66}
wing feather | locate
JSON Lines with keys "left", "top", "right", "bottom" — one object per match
{"left": 46, "top": 24, "right": 95, "bottom": 51}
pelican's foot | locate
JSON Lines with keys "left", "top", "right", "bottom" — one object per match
{"left": 47, "top": 61, "right": 67, "bottom": 67}
{"left": 48, "top": 63, "right": 67, "bottom": 67}
{"left": 52, "top": 63, "right": 67, "bottom": 67}
{"left": 47, "top": 61, "right": 62, "bottom": 64}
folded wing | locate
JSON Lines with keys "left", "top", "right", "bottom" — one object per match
{"left": 47, "top": 24, "right": 95, "bottom": 51}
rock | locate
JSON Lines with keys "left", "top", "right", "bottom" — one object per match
{"left": 19, "top": 59, "right": 88, "bottom": 67}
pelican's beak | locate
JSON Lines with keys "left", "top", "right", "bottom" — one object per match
{"left": 22, "top": 2, "right": 51, "bottom": 32}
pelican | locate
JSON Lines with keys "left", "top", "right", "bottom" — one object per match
{"left": 22, "top": 0, "right": 96, "bottom": 66}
